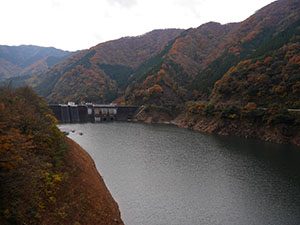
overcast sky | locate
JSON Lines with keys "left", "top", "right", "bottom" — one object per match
{"left": 0, "top": 0, "right": 275, "bottom": 51}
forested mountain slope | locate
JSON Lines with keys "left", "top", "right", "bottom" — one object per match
{"left": 126, "top": 0, "right": 300, "bottom": 146}
{"left": 31, "top": 29, "right": 183, "bottom": 103}
{"left": 6, "top": 0, "right": 299, "bottom": 145}
{"left": 0, "top": 45, "right": 71, "bottom": 80}
{"left": 124, "top": 0, "right": 300, "bottom": 109}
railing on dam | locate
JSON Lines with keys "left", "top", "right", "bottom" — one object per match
{"left": 49, "top": 103, "right": 139, "bottom": 123}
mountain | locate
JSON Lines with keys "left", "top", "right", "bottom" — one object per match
{"left": 124, "top": 0, "right": 300, "bottom": 108}
{"left": 0, "top": 45, "right": 72, "bottom": 80}
{"left": 30, "top": 29, "right": 183, "bottom": 103}
{"left": 8, "top": 0, "right": 300, "bottom": 145}
{"left": 30, "top": 25, "right": 238, "bottom": 104}
{"left": 126, "top": 0, "right": 300, "bottom": 145}
{"left": 123, "top": 22, "right": 239, "bottom": 107}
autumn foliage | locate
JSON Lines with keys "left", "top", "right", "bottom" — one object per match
{"left": 211, "top": 42, "right": 300, "bottom": 108}
{"left": 0, "top": 86, "right": 67, "bottom": 224}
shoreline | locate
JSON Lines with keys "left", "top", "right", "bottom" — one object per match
{"left": 61, "top": 138, "right": 124, "bottom": 225}
{"left": 132, "top": 112, "right": 300, "bottom": 148}
{"left": 58, "top": 117, "right": 300, "bottom": 148}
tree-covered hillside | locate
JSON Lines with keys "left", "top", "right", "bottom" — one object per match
{"left": 124, "top": 0, "right": 300, "bottom": 110}
{"left": 0, "top": 87, "right": 124, "bottom": 224}
{"left": 29, "top": 29, "right": 183, "bottom": 104}
{"left": 0, "top": 86, "right": 67, "bottom": 223}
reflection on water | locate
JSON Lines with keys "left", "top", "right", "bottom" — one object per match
{"left": 60, "top": 123, "right": 300, "bottom": 225}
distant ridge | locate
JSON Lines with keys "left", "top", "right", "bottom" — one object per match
{"left": 0, "top": 45, "right": 72, "bottom": 80}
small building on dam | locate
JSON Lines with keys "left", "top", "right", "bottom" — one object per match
{"left": 49, "top": 102, "right": 139, "bottom": 123}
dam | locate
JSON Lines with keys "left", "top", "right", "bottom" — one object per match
{"left": 49, "top": 102, "right": 139, "bottom": 123}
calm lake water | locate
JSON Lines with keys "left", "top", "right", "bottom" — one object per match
{"left": 60, "top": 122, "right": 300, "bottom": 225}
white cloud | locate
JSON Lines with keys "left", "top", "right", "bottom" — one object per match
{"left": 51, "top": 0, "right": 61, "bottom": 8}
{"left": 0, "top": 0, "right": 275, "bottom": 51}
{"left": 108, "top": 0, "right": 137, "bottom": 8}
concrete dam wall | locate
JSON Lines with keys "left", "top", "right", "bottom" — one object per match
{"left": 49, "top": 103, "right": 139, "bottom": 123}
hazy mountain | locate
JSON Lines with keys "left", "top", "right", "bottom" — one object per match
{"left": 0, "top": 45, "right": 72, "bottom": 80}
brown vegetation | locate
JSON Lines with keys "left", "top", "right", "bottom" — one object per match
{"left": 32, "top": 29, "right": 183, "bottom": 103}
{"left": 0, "top": 87, "right": 123, "bottom": 224}
{"left": 129, "top": 0, "right": 300, "bottom": 146}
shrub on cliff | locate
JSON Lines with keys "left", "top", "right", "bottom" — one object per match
{"left": 186, "top": 101, "right": 206, "bottom": 114}
{"left": 267, "top": 109, "right": 296, "bottom": 126}
{"left": 203, "top": 104, "right": 216, "bottom": 117}
{"left": 221, "top": 106, "right": 240, "bottom": 119}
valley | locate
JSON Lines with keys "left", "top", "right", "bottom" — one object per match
{"left": 3, "top": 0, "right": 299, "bottom": 146}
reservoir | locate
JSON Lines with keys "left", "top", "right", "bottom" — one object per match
{"left": 60, "top": 123, "right": 300, "bottom": 225}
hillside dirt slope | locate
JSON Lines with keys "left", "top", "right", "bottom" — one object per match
{"left": 52, "top": 138, "right": 124, "bottom": 225}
